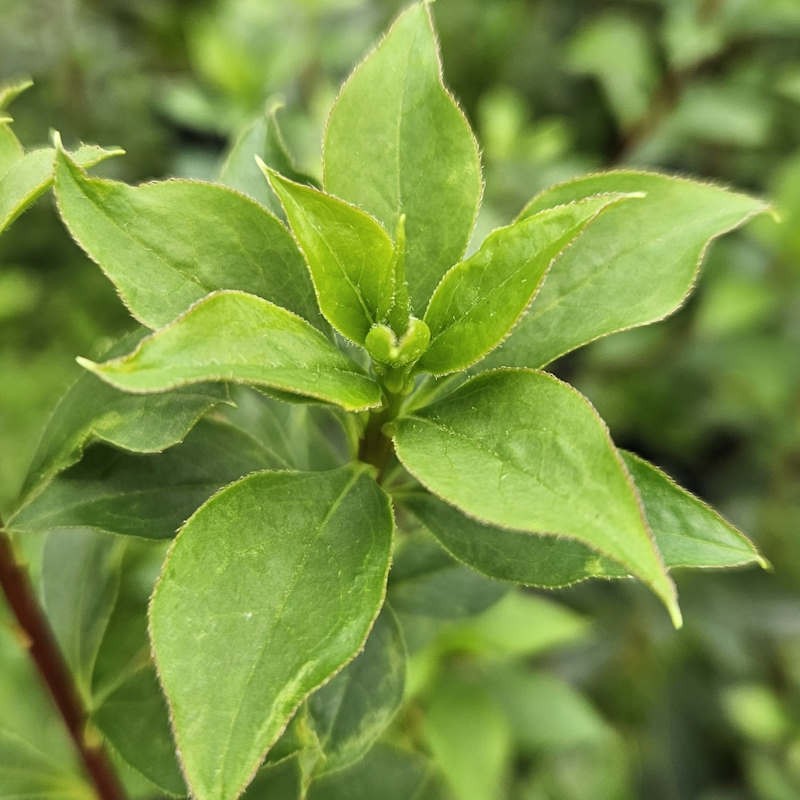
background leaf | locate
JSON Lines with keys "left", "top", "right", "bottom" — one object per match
{"left": 12, "top": 330, "right": 226, "bottom": 506}
{"left": 12, "top": 419, "right": 279, "bottom": 540}
{"left": 388, "top": 528, "right": 507, "bottom": 618}
{"left": 423, "top": 674, "right": 512, "bottom": 800}
{"left": 308, "top": 607, "right": 405, "bottom": 774}
{"left": 90, "top": 539, "right": 186, "bottom": 795}
{"left": 219, "top": 103, "right": 315, "bottom": 214}
{"left": 41, "top": 528, "right": 124, "bottom": 701}
{"left": 306, "top": 744, "right": 453, "bottom": 800}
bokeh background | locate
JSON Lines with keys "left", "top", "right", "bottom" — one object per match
{"left": 1, "top": 0, "right": 799, "bottom": 798}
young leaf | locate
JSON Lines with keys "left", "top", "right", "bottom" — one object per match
{"left": 0, "top": 143, "right": 123, "bottom": 236}
{"left": 13, "top": 331, "right": 227, "bottom": 505}
{"left": 323, "top": 2, "right": 482, "bottom": 311}
{"left": 54, "top": 150, "right": 322, "bottom": 329}
{"left": 392, "top": 369, "right": 681, "bottom": 626}
{"left": 149, "top": 466, "right": 394, "bottom": 800}
{"left": 308, "top": 607, "right": 405, "bottom": 773}
{"left": 484, "top": 171, "right": 769, "bottom": 369}
{"left": 219, "top": 103, "right": 316, "bottom": 214}
{"left": 419, "top": 193, "right": 641, "bottom": 375}
{"left": 78, "top": 291, "right": 382, "bottom": 411}
{"left": 263, "top": 167, "right": 395, "bottom": 344}
{"left": 306, "top": 744, "right": 451, "bottom": 800}
{"left": 620, "top": 451, "right": 768, "bottom": 571}
{"left": 11, "top": 420, "right": 278, "bottom": 540}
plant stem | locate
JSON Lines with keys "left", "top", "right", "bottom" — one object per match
{"left": 358, "top": 388, "right": 405, "bottom": 482}
{"left": 0, "top": 524, "right": 127, "bottom": 800}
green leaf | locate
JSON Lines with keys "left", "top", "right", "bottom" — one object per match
{"left": 89, "top": 539, "right": 186, "bottom": 794}
{"left": 12, "top": 331, "right": 226, "bottom": 505}
{"left": 0, "top": 79, "right": 29, "bottom": 177}
{"left": 419, "top": 193, "right": 640, "bottom": 375}
{"left": 263, "top": 167, "right": 395, "bottom": 344}
{"left": 308, "top": 608, "right": 405, "bottom": 774}
{"left": 0, "top": 122, "right": 23, "bottom": 177}
{"left": 244, "top": 758, "right": 303, "bottom": 799}
{"left": 323, "top": 2, "right": 482, "bottom": 311}
{"left": 220, "top": 386, "right": 354, "bottom": 471}
{"left": 306, "top": 744, "right": 452, "bottom": 800}
{"left": 620, "top": 451, "right": 768, "bottom": 571}
{"left": 41, "top": 529, "right": 124, "bottom": 701}
{"left": 0, "top": 77, "right": 33, "bottom": 110}
{"left": 434, "top": 590, "right": 590, "bottom": 659}
{"left": 220, "top": 103, "right": 315, "bottom": 214}
{"left": 402, "top": 492, "right": 617, "bottom": 588}
{"left": 54, "top": 150, "right": 322, "bottom": 329}
{"left": 423, "top": 675, "right": 511, "bottom": 800}
{"left": 566, "top": 14, "right": 658, "bottom": 129}
{"left": 92, "top": 666, "right": 186, "bottom": 796}
{"left": 79, "top": 291, "right": 382, "bottom": 411}
{"left": 485, "top": 171, "right": 769, "bottom": 370}
{"left": 0, "top": 603, "right": 93, "bottom": 800}
{"left": 403, "top": 450, "right": 766, "bottom": 590}
{"left": 0, "top": 143, "right": 123, "bottom": 236}
{"left": 486, "top": 666, "right": 610, "bottom": 753}
{"left": 149, "top": 466, "right": 394, "bottom": 800}
{"left": 392, "top": 369, "right": 681, "bottom": 626}
{"left": 388, "top": 529, "right": 507, "bottom": 618}
{"left": 12, "top": 420, "right": 278, "bottom": 540}
{"left": 0, "top": 730, "right": 93, "bottom": 800}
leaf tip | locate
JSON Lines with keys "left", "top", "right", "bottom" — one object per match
{"left": 75, "top": 355, "right": 95, "bottom": 369}
{"left": 265, "top": 95, "right": 286, "bottom": 116}
{"left": 256, "top": 156, "right": 282, "bottom": 187}
{"left": 0, "top": 77, "right": 34, "bottom": 110}
{"left": 50, "top": 129, "right": 65, "bottom": 152}
{"left": 667, "top": 596, "right": 683, "bottom": 630}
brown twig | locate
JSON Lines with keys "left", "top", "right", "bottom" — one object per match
{"left": 0, "top": 525, "right": 126, "bottom": 800}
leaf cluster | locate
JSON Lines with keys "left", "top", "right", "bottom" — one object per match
{"left": 0, "top": 4, "right": 772, "bottom": 799}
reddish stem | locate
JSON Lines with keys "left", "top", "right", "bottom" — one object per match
{"left": 0, "top": 526, "right": 126, "bottom": 800}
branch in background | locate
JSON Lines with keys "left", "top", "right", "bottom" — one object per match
{"left": 0, "top": 526, "right": 127, "bottom": 800}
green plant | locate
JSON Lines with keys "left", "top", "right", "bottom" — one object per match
{"left": 0, "top": 3, "right": 774, "bottom": 799}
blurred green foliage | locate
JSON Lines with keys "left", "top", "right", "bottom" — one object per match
{"left": 1, "top": 0, "right": 799, "bottom": 798}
